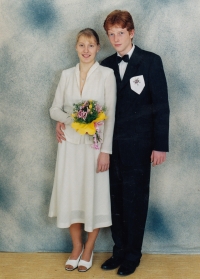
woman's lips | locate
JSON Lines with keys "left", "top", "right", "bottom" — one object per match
{"left": 82, "top": 54, "right": 90, "bottom": 58}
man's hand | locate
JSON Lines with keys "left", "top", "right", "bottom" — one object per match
{"left": 56, "top": 122, "right": 66, "bottom": 143}
{"left": 96, "top": 152, "right": 110, "bottom": 173}
{"left": 151, "top": 150, "right": 166, "bottom": 167}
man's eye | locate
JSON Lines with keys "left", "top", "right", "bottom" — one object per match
{"left": 120, "top": 32, "right": 124, "bottom": 35}
{"left": 90, "top": 45, "right": 94, "bottom": 47}
{"left": 109, "top": 33, "right": 114, "bottom": 36}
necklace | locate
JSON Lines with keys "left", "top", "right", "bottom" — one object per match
{"left": 80, "top": 75, "right": 86, "bottom": 83}
{"left": 80, "top": 70, "right": 87, "bottom": 83}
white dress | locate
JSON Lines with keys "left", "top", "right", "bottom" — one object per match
{"left": 48, "top": 62, "right": 116, "bottom": 232}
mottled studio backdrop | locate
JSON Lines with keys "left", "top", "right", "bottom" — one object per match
{"left": 0, "top": 0, "right": 200, "bottom": 253}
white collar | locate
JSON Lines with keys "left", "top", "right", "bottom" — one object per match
{"left": 117, "top": 44, "right": 135, "bottom": 58}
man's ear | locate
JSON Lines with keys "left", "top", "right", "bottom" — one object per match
{"left": 129, "top": 29, "right": 135, "bottom": 39}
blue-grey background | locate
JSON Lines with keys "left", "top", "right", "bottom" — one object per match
{"left": 0, "top": 0, "right": 200, "bottom": 253}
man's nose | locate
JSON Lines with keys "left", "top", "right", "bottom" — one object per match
{"left": 114, "top": 35, "right": 119, "bottom": 42}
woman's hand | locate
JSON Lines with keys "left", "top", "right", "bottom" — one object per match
{"left": 56, "top": 122, "right": 66, "bottom": 143}
{"left": 96, "top": 152, "right": 110, "bottom": 173}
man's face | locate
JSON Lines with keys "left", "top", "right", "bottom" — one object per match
{"left": 107, "top": 25, "right": 134, "bottom": 56}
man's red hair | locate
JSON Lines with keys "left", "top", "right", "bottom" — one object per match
{"left": 103, "top": 10, "right": 135, "bottom": 33}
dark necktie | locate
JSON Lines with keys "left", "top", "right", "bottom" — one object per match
{"left": 117, "top": 54, "right": 129, "bottom": 64}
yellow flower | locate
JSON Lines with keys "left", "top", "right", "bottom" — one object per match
{"left": 89, "top": 104, "right": 92, "bottom": 109}
{"left": 71, "top": 112, "right": 107, "bottom": 135}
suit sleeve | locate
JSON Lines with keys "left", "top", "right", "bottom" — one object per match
{"left": 100, "top": 70, "right": 117, "bottom": 154}
{"left": 49, "top": 71, "right": 72, "bottom": 125}
{"left": 149, "top": 55, "right": 170, "bottom": 151}
{"left": 100, "top": 59, "right": 107, "bottom": 67}
{"left": 100, "top": 57, "right": 112, "bottom": 68}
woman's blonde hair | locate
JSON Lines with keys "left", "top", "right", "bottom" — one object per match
{"left": 76, "top": 28, "right": 100, "bottom": 45}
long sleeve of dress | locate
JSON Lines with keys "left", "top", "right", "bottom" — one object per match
{"left": 100, "top": 70, "right": 116, "bottom": 154}
{"left": 49, "top": 71, "right": 72, "bottom": 125}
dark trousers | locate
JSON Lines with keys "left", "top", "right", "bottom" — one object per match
{"left": 109, "top": 141, "right": 151, "bottom": 262}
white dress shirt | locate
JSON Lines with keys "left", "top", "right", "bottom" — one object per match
{"left": 117, "top": 45, "right": 135, "bottom": 80}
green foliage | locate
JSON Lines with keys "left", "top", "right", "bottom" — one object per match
{"left": 72, "top": 100, "right": 105, "bottom": 124}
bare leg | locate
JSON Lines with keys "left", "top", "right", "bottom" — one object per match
{"left": 78, "top": 228, "right": 100, "bottom": 271}
{"left": 65, "top": 223, "right": 83, "bottom": 269}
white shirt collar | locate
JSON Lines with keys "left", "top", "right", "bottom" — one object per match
{"left": 117, "top": 44, "right": 135, "bottom": 58}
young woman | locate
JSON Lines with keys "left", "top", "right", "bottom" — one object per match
{"left": 48, "top": 28, "right": 116, "bottom": 272}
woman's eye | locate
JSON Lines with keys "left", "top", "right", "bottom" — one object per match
{"left": 120, "top": 32, "right": 124, "bottom": 35}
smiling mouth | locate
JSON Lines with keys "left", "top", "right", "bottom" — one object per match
{"left": 82, "top": 54, "right": 90, "bottom": 58}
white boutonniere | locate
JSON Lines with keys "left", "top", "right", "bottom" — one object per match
{"left": 130, "top": 75, "right": 145, "bottom": 94}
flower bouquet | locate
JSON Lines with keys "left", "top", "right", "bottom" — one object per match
{"left": 71, "top": 100, "right": 107, "bottom": 149}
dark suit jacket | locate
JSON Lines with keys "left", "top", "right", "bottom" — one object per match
{"left": 101, "top": 45, "right": 170, "bottom": 166}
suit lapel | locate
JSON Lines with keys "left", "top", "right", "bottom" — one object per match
{"left": 118, "top": 46, "right": 144, "bottom": 92}
{"left": 111, "top": 54, "right": 121, "bottom": 86}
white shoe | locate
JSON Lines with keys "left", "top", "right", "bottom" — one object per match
{"left": 65, "top": 249, "right": 83, "bottom": 271}
{"left": 78, "top": 252, "right": 93, "bottom": 272}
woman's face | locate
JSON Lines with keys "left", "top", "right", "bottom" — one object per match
{"left": 76, "top": 35, "right": 100, "bottom": 64}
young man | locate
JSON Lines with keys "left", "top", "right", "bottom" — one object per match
{"left": 55, "top": 10, "right": 169, "bottom": 276}
{"left": 99, "top": 10, "right": 169, "bottom": 276}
